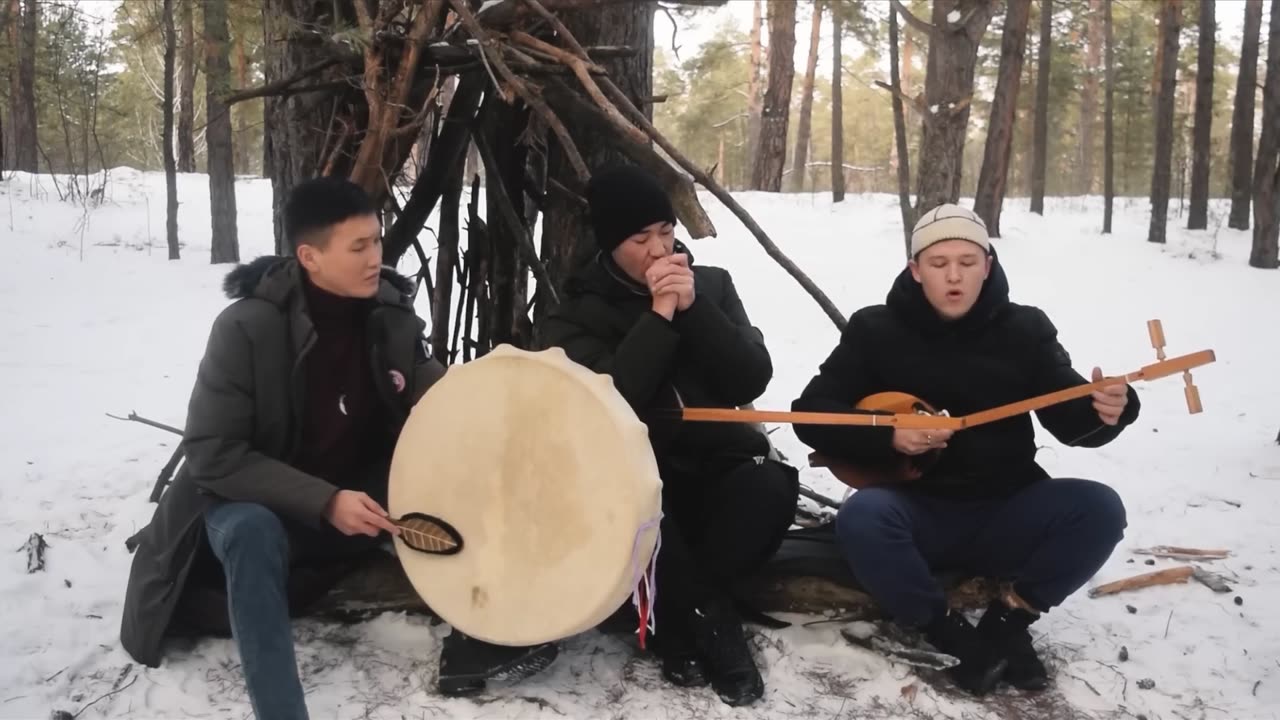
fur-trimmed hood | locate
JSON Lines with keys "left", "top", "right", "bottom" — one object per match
{"left": 221, "top": 255, "right": 416, "bottom": 309}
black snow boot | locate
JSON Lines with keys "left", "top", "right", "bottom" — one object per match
{"left": 976, "top": 600, "right": 1049, "bottom": 691}
{"left": 651, "top": 615, "right": 709, "bottom": 688}
{"left": 691, "top": 599, "right": 764, "bottom": 706}
{"left": 922, "top": 609, "right": 1008, "bottom": 696}
{"left": 436, "top": 631, "right": 558, "bottom": 697}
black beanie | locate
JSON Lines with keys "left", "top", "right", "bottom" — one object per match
{"left": 585, "top": 165, "right": 678, "bottom": 253}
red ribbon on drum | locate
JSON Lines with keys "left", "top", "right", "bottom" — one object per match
{"left": 629, "top": 513, "right": 663, "bottom": 650}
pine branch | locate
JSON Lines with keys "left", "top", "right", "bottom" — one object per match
{"left": 224, "top": 57, "right": 344, "bottom": 105}
{"left": 891, "top": 0, "right": 937, "bottom": 37}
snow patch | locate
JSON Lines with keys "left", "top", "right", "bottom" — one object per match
{"left": 0, "top": 171, "right": 1276, "bottom": 719}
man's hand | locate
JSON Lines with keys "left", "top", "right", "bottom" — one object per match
{"left": 325, "top": 490, "right": 401, "bottom": 537}
{"left": 651, "top": 291, "right": 678, "bottom": 320}
{"left": 1090, "top": 367, "right": 1129, "bottom": 425}
{"left": 647, "top": 254, "right": 696, "bottom": 311}
{"left": 891, "top": 427, "right": 952, "bottom": 456}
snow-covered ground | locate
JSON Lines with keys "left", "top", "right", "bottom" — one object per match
{"left": 1, "top": 169, "right": 1277, "bottom": 720}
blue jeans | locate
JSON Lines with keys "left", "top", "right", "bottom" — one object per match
{"left": 204, "top": 502, "right": 308, "bottom": 720}
{"left": 835, "top": 478, "right": 1127, "bottom": 626}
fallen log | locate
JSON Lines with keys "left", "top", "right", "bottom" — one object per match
{"left": 308, "top": 548, "right": 997, "bottom": 623}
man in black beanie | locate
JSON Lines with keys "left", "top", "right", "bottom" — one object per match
{"left": 540, "top": 164, "right": 799, "bottom": 707}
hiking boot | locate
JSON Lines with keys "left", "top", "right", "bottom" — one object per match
{"left": 691, "top": 600, "right": 764, "bottom": 706}
{"left": 977, "top": 600, "right": 1049, "bottom": 691}
{"left": 922, "top": 609, "right": 1007, "bottom": 696}
{"left": 652, "top": 623, "right": 710, "bottom": 688}
{"left": 436, "top": 631, "right": 558, "bottom": 697}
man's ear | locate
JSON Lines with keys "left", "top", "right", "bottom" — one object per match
{"left": 297, "top": 243, "right": 321, "bottom": 274}
{"left": 983, "top": 254, "right": 993, "bottom": 279}
{"left": 908, "top": 259, "right": 922, "bottom": 283}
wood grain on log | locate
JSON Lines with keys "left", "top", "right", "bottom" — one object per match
{"left": 1089, "top": 566, "right": 1195, "bottom": 598}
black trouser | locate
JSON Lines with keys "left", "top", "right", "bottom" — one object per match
{"left": 649, "top": 457, "right": 799, "bottom": 645}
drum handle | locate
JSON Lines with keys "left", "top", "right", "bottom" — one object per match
{"left": 629, "top": 512, "right": 663, "bottom": 649}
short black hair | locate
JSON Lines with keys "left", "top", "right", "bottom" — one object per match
{"left": 284, "top": 176, "right": 379, "bottom": 251}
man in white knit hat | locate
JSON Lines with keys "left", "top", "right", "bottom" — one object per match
{"left": 791, "top": 203, "right": 1140, "bottom": 696}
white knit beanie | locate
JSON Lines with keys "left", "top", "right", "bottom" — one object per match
{"left": 910, "top": 204, "right": 991, "bottom": 258}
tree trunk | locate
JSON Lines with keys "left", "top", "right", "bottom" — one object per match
{"left": 831, "top": 2, "right": 845, "bottom": 202}
{"left": 1250, "top": 0, "right": 1280, "bottom": 268}
{"left": 1228, "top": 0, "right": 1264, "bottom": 230}
{"left": 1103, "top": 0, "right": 1115, "bottom": 233}
{"left": 1147, "top": 0, "right": 1181, "bottom": 245}
{"left": 163, "top": 0, "right": 181, "bottom": 260}
{"left": 537, "top": 2, "right": 653, "bottom": 332}
{"left": 0, "top": 0, "right": 11, "bottom": 176}
{"left": 178, "top": 0, "right": 197, "bottom": 173}
{"left": 1078, "top": 0, "right": 1102, "bottom": 195}
{"left": 1187, "top": 0, "right": 1214, "bottom": 230}
{"left": 1029, "top": 0, "right": 1052, "bottom": 214}
{"left": 206, "top": 0, "right": 239, "bottom": 264}
{"left": 973, "top": 0, "right": 1032, "bottom": 239}
{"left": 260, "top": 0, "right": 272, "bottom": 181}
{"left": 752, "top": 0, "right": 797, "bottom": 192}
{"left": 234, "top": 34, "right": 253, "bottom": 175}
{"left": 914, "top": 0, "right": 996, "bottom": 214}
{"left": 889, "top": 3, "right": 912, "bottom": 248}
{"left": 262, "top": 0, "right": 346, "bottom": 254}
{"left": 790, "top": 4, "right": 822, "bottom": 192}
{"left": 10, "top": 0, "right": 37, "bottom": 172}
{"left": 746, "top": 0, "right": 765, "bottom": 188}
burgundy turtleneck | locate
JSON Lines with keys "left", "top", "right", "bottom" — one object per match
{"left": 294, "top": 276, "right": 389, "bottom": 494}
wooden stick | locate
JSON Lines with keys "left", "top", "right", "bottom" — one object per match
{"left": 106, "top": 411, "right": 183, "bottom": 436}
{"left": 446, "top": 0, "right": 589, "bottom": 182}
{"left": 509, "top": 31, "right": 647, "bottom": 144}
{"left": 471, "top": 127, "right": 560, "bottom": 305}
{"left": 1088, "top": 566, "right": 1195, "bottom": 598}
{"left": 1134, "top": 545, "right": 1230, "bottom": 559}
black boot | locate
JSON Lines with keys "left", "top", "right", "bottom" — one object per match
{"left": 691, "top": 600, "right": 764, "bottom": 706}
{"left": 651, "top": 618, "right": 709, "bottom": 688}
{"left": 436, "top": 631, "right": 558, "bottom": 697}
{"left": 976, "top": 601, "right": 1049, "bottom": 691}
{"left": 922, "top": 609, "right": 1007, "bottom": 696}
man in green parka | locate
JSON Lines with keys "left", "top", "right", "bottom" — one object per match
{"left": 120, "top": 178, "right": 556, "bottom": 718}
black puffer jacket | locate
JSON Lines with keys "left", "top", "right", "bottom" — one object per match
{"left": 792, "top": 250, "right": 1140, "bottom": 499}
{"left": 539, "top": 244, "right": 774, "bottom": 473}
{"left": 120, "top": 256, "right": 445, "bottom": 667}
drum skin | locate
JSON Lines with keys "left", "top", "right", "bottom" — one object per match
{"left": 388, "top": 344, "right": 663, "bottom": 646}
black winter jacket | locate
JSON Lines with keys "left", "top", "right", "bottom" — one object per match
{"left": 539, "top": 244, "right": 774, "bottom": 473}
{"left": 792, "top": 251, "right": 1140, "bottom": 499}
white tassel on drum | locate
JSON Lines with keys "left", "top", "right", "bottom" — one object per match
{"left": 630, "top": 513, "right": 663, "bottom": 649}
